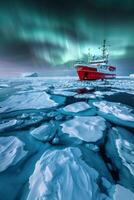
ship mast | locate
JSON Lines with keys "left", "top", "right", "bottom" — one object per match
{"left": 88, "top": 48, "right": 91, "bottom": 63}
{"left": 101, "top": 39, "right": 109, "bottom": 63}
{"left": 87, "top": 40, "right": 110, "bottom": 64}
{"left": 102, "top": 39, "right": 106, "bottom": 59}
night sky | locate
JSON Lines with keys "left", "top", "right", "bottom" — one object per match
{"left": 0, "top": 0, "right": 134, "bottom": 76}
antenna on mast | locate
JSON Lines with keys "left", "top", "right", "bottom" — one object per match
{"left": 102, "top": 39, "right": 106, "bottom": 59}
{"left": 88, "top": 48, "right": 91, "bottom": 63}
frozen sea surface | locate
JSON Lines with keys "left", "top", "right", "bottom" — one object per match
{"left": 0, "top": 77, "right": 134, "bottom": 200}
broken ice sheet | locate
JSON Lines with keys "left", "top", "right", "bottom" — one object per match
{"left": 0, "top": 92, "right": 58, "bottom": 113}
{"left": 62, "top": 102, "right": 91, "bottom": 113}
{"left": 61, "top": 116, "right": 106, "bottom": 142}
{"left": 113, "top": 184, "right": 134, "bottom": 200}
{"left": 30, "top": 121, "right": 57, "bottom": 142}
{"left": 27, "top": 147, "right": 112, "bottom": 200}
{"left": 52, "top": 89, "right": 77, "bottom": 96}
{"left": 0, "top": 119, "right": 18, "bottom": 132}
{"left": 0, "top": 136, "right": 27, "bottom": 172}
{"left": 93, "top": 100, "right": 134, "bottom": 127}
{"left": 106, "top": 127, "right": 134, "bottom": 192}
{"left": 0, "top": 77, "right": 134, "bottom": 200}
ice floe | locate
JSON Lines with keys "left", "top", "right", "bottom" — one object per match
{"left": 53, "top": 89, "right": 77, "bottom": 96}
{"left": 27, "top": 147, "right": 111, "bottom": 200}
{"left": 93, "top": 100, "right": 134, "bottom": 127}
{"left": 79, "top": 146, "right": 113, "bottom": 182}
{"left": 17, "top": 114, "right": 44, "bottom": 129}
{"left": 61, "top": 116, "right": 106, "bottom": 142}
{"left": 30, "top": 121, "right": 57, "bottom": 142}
{"left": 46, "top": 111, "right": 58, "bottom": 118}
{"left": 75, "top": 93, "right": 96, "bottom": 99}
{"left": 106, "top": 127, "right": 134, "bottom": 192}
{"left": 0, "top": 112, "right": 46, "bottom": 131}
{"left": 62, "top": 102, "right": 91, "bottom": 113}
{"left": 0, "top": 83, "right": 9, "bottom": 88}
{"left": 0, "top": 136, "right": 27, "bottom": 172}
{"left": 0, "top": 119, "right": 18, "bottom": 132}
{"left": 0, "top": 92, "right": 58, "bottom": 113}
{"left": 94, "top": 91, "right": 116, "bottom": 97}
{"left": 60, "top": 102, "right": 96, "bottom": 116}
{"left": 108, "top": 79, "right": 134, "bottom": 91}
{"left": 113, "top": 184, "right": 134, "bottom": 200}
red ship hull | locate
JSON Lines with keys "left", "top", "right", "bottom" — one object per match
{"left": 76, "top": 65, "right": 116, "bottom": 80}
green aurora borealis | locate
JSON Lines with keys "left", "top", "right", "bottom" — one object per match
{"left": 0, "top": 0, "right": 134, "bottom": 76}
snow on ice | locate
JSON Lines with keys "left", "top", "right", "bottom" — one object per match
{"left": 106, "top": 127, "right": 134, "bottom": 192}
{"left": 0, "top": 119, "right": 18, "bottom": 132}
{"left": 93, "top": 100, "right": 134, "bottom": 127}
{"left": 0, "top": 136, "right": 27, "bottom": 172}
{"left": 0, "top": 92, "right": 58, "bottom": 113}
{"left": 53, "top": 89, "right": 77, "bottom": 96}
{"left": 113, "top": 184, "right": 134, "bottom": 200}
{"left": 61, "top": 116, "right": 106, "bottom": 142}
{"left": 27, "top": 147, "right": 112, "bottom": 200}
{"left": 30, "top": 121, "right": 57, "bottom": 142}
{"left": 62, "top": 102, "right": 91, "bottom": 113}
